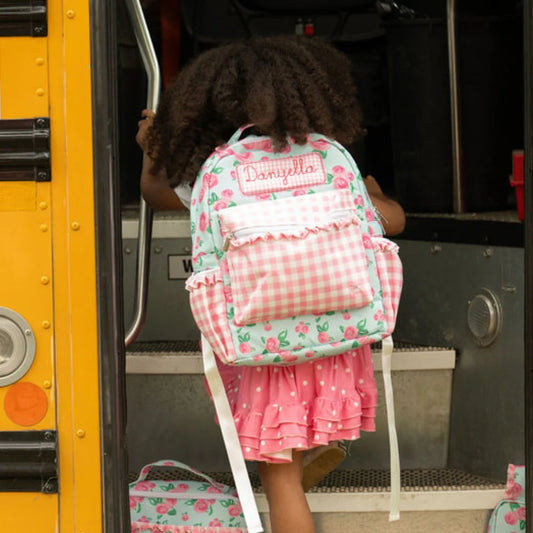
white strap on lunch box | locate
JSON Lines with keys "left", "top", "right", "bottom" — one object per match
{"left": 382, "top": 335, "right": 401, "bottom": 521}
{"left": 202, "top": 335, "right": 264, "bottom": 533}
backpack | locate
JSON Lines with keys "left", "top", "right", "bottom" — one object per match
{"left": 186, "top": 126, "right": 403, "bottom": 367}
{"left": 129, "top": 460, "right": 247, "bottom": 533}
{"left": 487, "top": 464, "right": 526, "bottom": 532}
{"left": 185, "top": 127, "right": 403, "bottom": 532}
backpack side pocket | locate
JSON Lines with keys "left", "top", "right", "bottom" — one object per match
{"left": 186, "top": 268, "right": 237, "bottom": 364}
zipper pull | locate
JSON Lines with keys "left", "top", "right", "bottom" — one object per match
{"left": 223, "top": 234, "right": 233, "bottom": 252}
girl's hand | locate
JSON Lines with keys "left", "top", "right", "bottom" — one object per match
{"left": 363, "top": 175, "right": 406, "bottom": 236}
{"left": 136, "top": 109, "right": 155, "bottom": 152}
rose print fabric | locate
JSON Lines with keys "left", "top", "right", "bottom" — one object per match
{"left": 130, "top": 460, "right": 247, "bottom": 532}
{"left": 210, "top": 345, "right": 377, "bottom": 463}
{"left": 487, "top": 464, "right": 526, "bottom": 532}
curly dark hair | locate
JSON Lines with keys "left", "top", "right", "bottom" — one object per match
{"left": 148, "top": 35, "right": 365, "bottom": 187}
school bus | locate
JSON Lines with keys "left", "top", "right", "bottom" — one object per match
{"left": 0, "top": 0, "right": 532, "bottom": 532}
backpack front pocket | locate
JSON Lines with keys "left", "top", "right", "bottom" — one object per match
{"left": 222, "top": 216, "right": 372, "bottom": 326}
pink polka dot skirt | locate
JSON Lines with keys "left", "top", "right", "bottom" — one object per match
{"left": 211, "top": 345, "right": 377, "bottom": 463}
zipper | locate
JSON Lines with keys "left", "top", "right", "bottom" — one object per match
{"left": 129, "top": 489, "right": 232, "bottom": 500}
{"left": 222, "top": 209, "right": 356, "bottom": 251}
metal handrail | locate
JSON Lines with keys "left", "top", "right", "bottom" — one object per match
{"left": 124, "top": 0, "right": 161, "bottom": 346}
{"left": 447, "top": 0, "right": 465, "bottom": 213}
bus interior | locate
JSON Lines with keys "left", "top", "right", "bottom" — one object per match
{"left": 117, "top": 1, "right": 526, "bottom": 531}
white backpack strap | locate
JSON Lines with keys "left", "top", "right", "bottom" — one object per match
{"left": 381, "top": 335, "right": 401, "bottom": 521}
{"left": 227, "top": 124, "right": 255, "bottom": 145}
{"left": 202, "top": 335, "right": 264, "bottom": 533}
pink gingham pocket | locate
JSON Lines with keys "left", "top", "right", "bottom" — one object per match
{"left": 223, "top": 216, "right": 372, "bottom": 326}
{"left": 372, "top": 237, "right": 403, "bottom": 335}
{"left": 186, "top": 269, "right": 237, "bottom": 364}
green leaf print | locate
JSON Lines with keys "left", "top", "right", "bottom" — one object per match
{"left": 208, "top": 192, "right": 219, "bottom": 205}
{"left": 220, "top": 499, "right": 233, "bottom": 508}
{"left": 273, "top": 355, "right": 282, "bottom": 363}
{"left": 149, "top": 498, "right": 163, "bottom": 505}
{"left": 278, "top": 330, "right": 288, "bottom": 342}
{"left": 213, "top": 166, "right": 224, "bottom": 174}
{"left": 167, "top": 508, "right": 177, "bottom": 516}
{"left": 185, "top": 499, "right": 196, "bottom": 506}
{"left": 325, "top": 311, "right": 336, "bottom": 316}
{"left": 317, "top": 322, "right": 329, "bottom": 333}
{"left": 357, "top": 319, "right": 369, "bottom": 335}
{"left": 520, "top": 521, "right": 526, "bottom": 530}
{"left": 238, "top": 332, "right": 251, "bottom": 343}
{"left": 351, "top": 340, "right": 361, "bottom": 349}
{"left": 227, "top": 308, "right": 235, "bottom": 320}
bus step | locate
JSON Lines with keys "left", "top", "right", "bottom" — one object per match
{"left": 128, "top": 467, "right": 503, "bottom": 533}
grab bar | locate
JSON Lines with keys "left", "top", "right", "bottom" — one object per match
{"left": 124, "top": 0, "right": 161, "bottom": 346}
{"left": 447, "top": 0, "right": 465, "bottom": 213}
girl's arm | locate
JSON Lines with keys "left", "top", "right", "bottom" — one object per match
{"left": 136, "top": 109, "right": 184, "bottom": 210}
{"left": 363, "top": 175, "right": 406, "bottom": 236}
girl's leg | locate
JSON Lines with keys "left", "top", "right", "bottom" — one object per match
{"left": 257, "top": 451, "right": 315, "bottom": 533}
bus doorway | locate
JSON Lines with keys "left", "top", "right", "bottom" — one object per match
{"left": 120, "top": 1, "right": 529, "bottom": 532}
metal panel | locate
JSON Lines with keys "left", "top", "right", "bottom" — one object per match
{"left": 395, "top": 239, "right": 524, "bottom": 480}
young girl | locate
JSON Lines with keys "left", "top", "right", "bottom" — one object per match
{"left": 137, "top": 35, "right": 405, "bottom": 533}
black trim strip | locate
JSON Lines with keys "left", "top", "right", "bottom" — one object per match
{"left": 90, "top": 0, "right": 131, "bottom": 531}
{"left": 0, "top": 431, "right": 58, "bottom": 493}
{"left": 401, "top": 215, "right": 524, "bottom": 247}
{"left": 0, "top": 118, "right": 51, "bottom": 182}
{"left": 0, "top": 1, "right": 47, "bottom": 36}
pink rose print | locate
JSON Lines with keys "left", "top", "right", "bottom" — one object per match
{"left": 305, "top": 350, "right": 315, "bottom": 358}
{"left": 207, "top": 485, "right": 223, "bottom": 494}
{"left": 266, "top": 337, "right": 280, "bottom": 352}
{"left": 333, "top": 177, "right": 349, "bottom": 189}
{"left": 293, "top": 345, "right": 303, "bottom": 351}
{"left": 264, "top": 323, "right": 273, "bottom": 331}
{"left": 330, "top": 341, "right": 342, "bottom": 347}
{"left": 209, "top": 519, "right": 223, "bottom": 527}
{"left": 199, "top": 212, "right": 209, "bottom": 232}
{"left": 365, "top": 207, "right": 376, "bottom": 222}
{"left": 221, "top": 189, "right": 234, "bottom": 199}
{"left": 374, "top": 310, "right": 385, "bottom": 322}
{"left": 193, "top": 499, "right": 210, "bottom": 513}
{"left": 308, "top": 138, "right": 329, "bottom": 151}
{"left": 203, "top": 172, "right": 218, "bottom": 187}
{"left": 295, "top": 321, "right": 309, "bottom": 334}
{"left": 213, "top": 200, "right": 229, "bottom": 211}
{"left": 343, "top": 313, "right": 351, "bottom": 320}
{"left": 235, "top": 152, "right": 254, "bottom": 163}
{"left": 505, "top": 479, "right": 523, "bottom": 500}
{"left": 239, "top": 342, "right": 251, "bottom": 354}
{"left": 242, "top": 139, "right": 273, "bottom": 152}
{"left": 156, "top": 500, "right": 176, "bottom": 514}
{"left": 343, "top": 326, "right": 358, "bottom": 340}
{"left": 129, "top": 496, "right": 144, "bottom": 509}
{"left": 293, "top": 188, "right": 308, "bottom": 196}
{"left": 362, "top": 234, "right": 373, "bottom": 249}
{"left": 280, "top": 350, "right": 298, "bottom": 363}
{"left": 505, "top": 511, "right": 518, "bottom": 525}
{"left": 331, "top": 165, "right": 354, "bottom": 181}
{"left": 354, "top": 194, "right": 364, "bottom": 206}
{"left": 517, "top": 507, "right": 526, "bottom": 521}
{"left": 169, "top": 483, "right": 190, "bottom": 492}
{"left": 138, "top": 516, "right": 150, "bottom": 523}
{"left": 228, "top": 503, "right": 243, "bottom": 517}
{"left": 199, "top": 187, "right": 206, "bottom": 202}
{"left": 133, "top": 481, "right": 156, "bottom": 491}
{"left": 318, "top": 332, "right": 331, "bottom": 343}
{"left": 182, "top": 513, "right": 189, "bottom": 521}
{"left": 253, "top": 354, "right": 265, "bottom": 362}
{"left": 215, "top": 145, "right": 235, "bottom": 157}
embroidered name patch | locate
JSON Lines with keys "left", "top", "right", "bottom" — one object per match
{"left": 236, "top": 153, "right": 327, "bottom": 196}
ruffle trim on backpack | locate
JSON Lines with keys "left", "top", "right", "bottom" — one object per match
{"left": 185, "top": 268, "right": 222, "bottom": 290}
{"left": 132, "top": 523, "right": 247, "bottom": 533}
{"left": 226, "top": 216, "right": 360, "bottom": 250}
{"left": 234, "top": 393, "right": 377, "bottom": 463}
{"left": 372, "top": 236, "right": 399, "bottom": 254}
